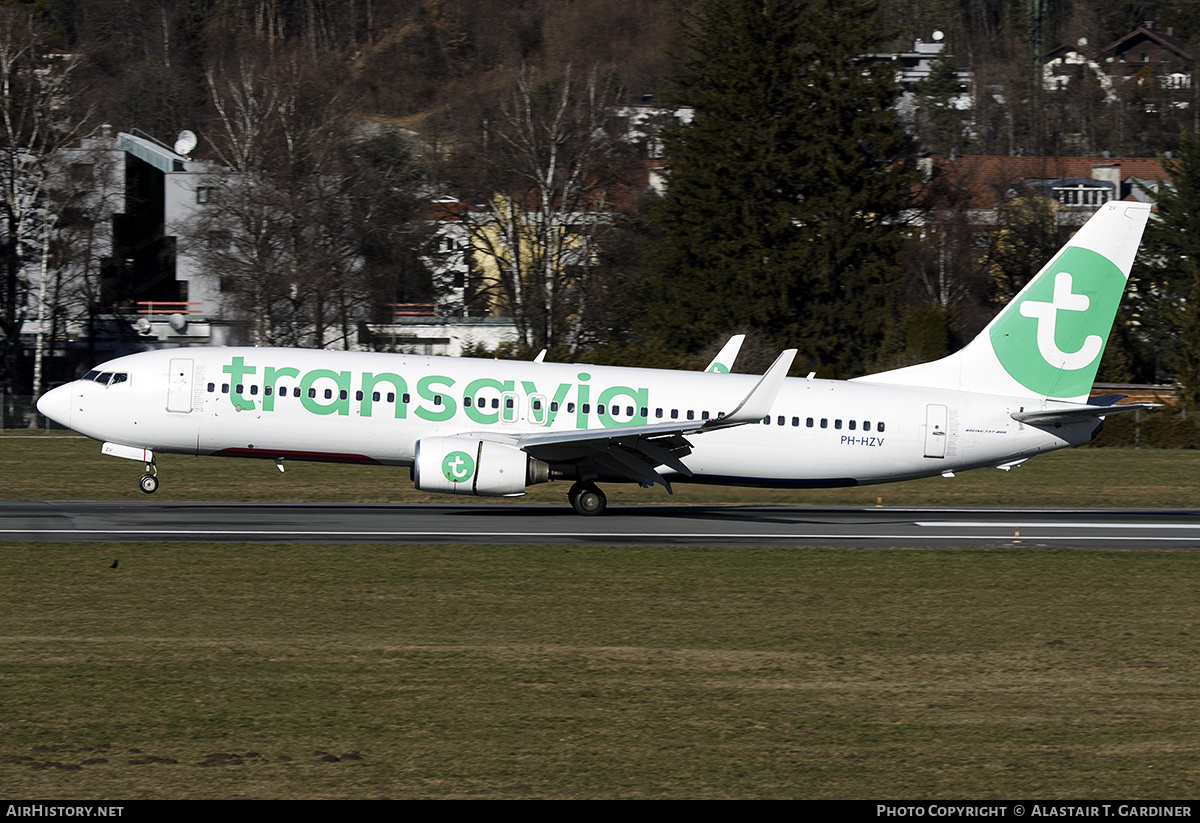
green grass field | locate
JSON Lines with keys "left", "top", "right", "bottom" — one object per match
{"left": 5, "top": 431, "right": 1200, "bottom": 508}
{"left": 1, "top": 543, "right": 1198, "bottom": 799}
{"left": 3, "top": 437, "right": 1199, "bottom": 798}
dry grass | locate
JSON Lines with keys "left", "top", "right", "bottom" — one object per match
{"left": 4, "top": 433, "right": 1200, "bottom": 508}
{"left": 2, "top": 543, "right": 1199, "bottom": 798}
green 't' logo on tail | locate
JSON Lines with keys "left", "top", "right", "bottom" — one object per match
{"left": 989, "top": 246, "right": 1124, "bottom": 398}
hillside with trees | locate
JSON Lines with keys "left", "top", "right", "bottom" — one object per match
{"left": 4, "top": 0, "right": 1200, "bottom": 402}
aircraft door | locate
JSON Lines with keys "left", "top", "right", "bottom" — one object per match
{"left": 924, "top": 404, "right": 948, "bottom": 458}
{"left": 528, "top": 393, "right": 547, "bottom": 425}
{"left": 501, "top": 391, "right": 520, "bottom": 424}
{"left": 167, "top": 358, "right": 194, "bottom": 413}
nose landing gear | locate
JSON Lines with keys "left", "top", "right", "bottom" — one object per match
{"left": 139, "top": 462, "right": 158, "bottom": 494}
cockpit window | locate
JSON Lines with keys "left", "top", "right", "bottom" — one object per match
{"left": 82, "top": 371, "right": 128, "bottom": 386}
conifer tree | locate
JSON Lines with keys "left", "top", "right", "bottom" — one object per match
{"left": 912, "top": 53, "right": 966, "bottom": 156}
{"left": 647, "top": 0, "right": 913, "bottom": 376}
{"left": 1139, "top": 134, "right": 1200, "bottom": 408}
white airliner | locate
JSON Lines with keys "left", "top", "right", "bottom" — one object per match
{"left": 37, "top": 201, "right": 1152, "bottom": 515}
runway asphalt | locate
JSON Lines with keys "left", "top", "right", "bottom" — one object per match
{"left": 2, "top": 501, "right": 1199, "bottom": 548}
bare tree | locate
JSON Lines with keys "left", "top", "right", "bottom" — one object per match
{"left": 194, "top": 48, "right": 426, "bottom": 348}
{"left": 1, "top": 8, "right": 91, "bottom": 402}
{"left": 32, "top": 137, "right": 124, "bottom": 393}
{"left": 450, "top": 65, "right": 635, "bottom": 353}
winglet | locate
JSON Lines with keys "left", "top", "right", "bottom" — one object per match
{"left": 704, "top": 334, "right": 745, "bottom": 373}
{"left": 703, "top": 349, "right": 796, "bottom": 429}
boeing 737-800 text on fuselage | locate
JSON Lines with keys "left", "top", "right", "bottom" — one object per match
{"left": 37, "top": 202, "right": 1153, "bottom": 515}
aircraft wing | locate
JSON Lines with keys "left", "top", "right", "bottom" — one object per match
{"left": 461, "top": 349, "right": 796, "bottom": 491}
{"left": 1011, "top": 403, "right": 1158, "bottom": 425}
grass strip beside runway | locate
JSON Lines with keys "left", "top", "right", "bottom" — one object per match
{"left": 2, "top": 542, "right": 1198, "bottom": 799}
{"left": 6, "top": 434, "right": 1200, "bottom": 508}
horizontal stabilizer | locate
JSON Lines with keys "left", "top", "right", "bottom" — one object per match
{"left": 1011, "top": 403, "right": 1158, "bottom": 425}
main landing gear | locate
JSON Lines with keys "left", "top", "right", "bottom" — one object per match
{"left": 568, "top": 481, "right": 607, "bottom": 516}
{"left": 139, "top": 462, "right": 159, "bottom": 494}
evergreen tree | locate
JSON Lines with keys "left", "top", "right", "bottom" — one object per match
{"left": 1138, "top": 133, "right": 1200, "bottom": 407}
{"left": 912, "top": 52, "right": 966, "bottom": 156}
{"left": 646, "top": 0, "right": 913, "bottom": 376}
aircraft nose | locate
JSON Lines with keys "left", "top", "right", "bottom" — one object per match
{"left": 36, "top": 383, "right": 72, "bottom": 428}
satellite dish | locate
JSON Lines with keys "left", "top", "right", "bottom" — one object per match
{"left": 174, "top": 130, "right": 198, "bottom": 157}
{"left": 168, "top": 313, "right": 188, "bottom": 333}
{"left": 932, "top": 30, "right": 945, "bottom": 42}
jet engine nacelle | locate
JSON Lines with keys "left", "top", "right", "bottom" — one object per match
{"left": 413, "top": 436, "right": 549, "bottom": 497}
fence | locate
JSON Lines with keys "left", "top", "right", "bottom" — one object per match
{"left": 0, "top": 396, "right": 70, "bottom": 433}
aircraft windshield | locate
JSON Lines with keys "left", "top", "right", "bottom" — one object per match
{"left": 81, "top": 370, "right": 128, "bottom": 386}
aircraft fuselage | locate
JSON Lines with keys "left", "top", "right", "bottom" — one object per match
{"left": 45, "top": 346, "right": 1090, "bottom": 490}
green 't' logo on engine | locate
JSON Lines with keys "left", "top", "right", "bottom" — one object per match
{"left": 442, "top": 450, "right": 475, "bottom": 483}
{"left": 989, "top": 246, "right": 1124, "bottom": 398}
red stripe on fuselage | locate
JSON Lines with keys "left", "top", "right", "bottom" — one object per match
{"left": 211, "top": 447, "right": 382, "bottom": 465}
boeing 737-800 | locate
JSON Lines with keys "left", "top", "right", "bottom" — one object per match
{"left": 37, "top": 201, "right": 1152, "bottom": 515}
